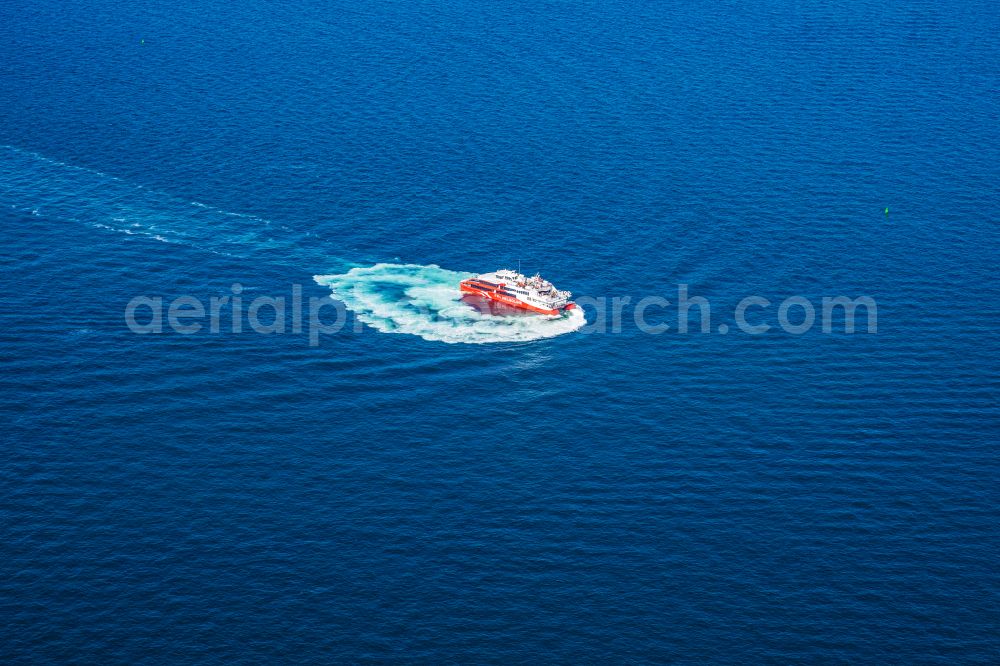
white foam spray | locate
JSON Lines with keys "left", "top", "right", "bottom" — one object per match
{"left": 314, "top": 263, "right": 586, "bottom": 344}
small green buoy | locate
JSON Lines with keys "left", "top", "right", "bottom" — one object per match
{"left": 884, "top": 207, "right": 889, "bottom": 217}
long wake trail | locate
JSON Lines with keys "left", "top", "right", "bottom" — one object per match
{"left": 0, "top": 144, "right": 313, "bottom": 264}
{"left": 1, "top": 146, "right": 585, "bottom": 344}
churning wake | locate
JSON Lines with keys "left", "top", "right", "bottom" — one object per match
{"left": 314, "top": 264, "right": 586, "bottom": 344}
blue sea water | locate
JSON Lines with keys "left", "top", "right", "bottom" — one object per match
{"left": 2, "top": 0, "right": 999, "bottom": 662}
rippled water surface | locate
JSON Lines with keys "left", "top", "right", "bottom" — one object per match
{"left": 2, "top": 0, "right": 999, "bottom": 662}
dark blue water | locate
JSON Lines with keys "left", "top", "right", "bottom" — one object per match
{"left": 3, "top": 0, "right": 999, "bottom": 662}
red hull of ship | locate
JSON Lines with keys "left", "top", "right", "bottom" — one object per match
{"left": 460, "top": 280, "right": 574, "bottom": 316}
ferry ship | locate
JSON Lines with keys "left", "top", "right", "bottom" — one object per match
{"left": 460, "top": 269, "right": 576, "bottom": 316}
